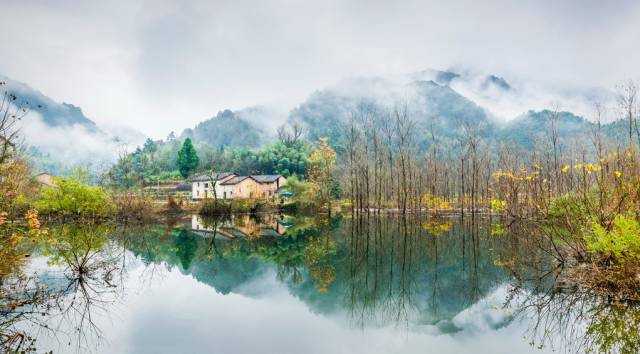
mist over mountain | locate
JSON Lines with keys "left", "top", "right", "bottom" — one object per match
{"left": 181, "top": 109, "right": 269, "bottom": 148}
{"left": 288, "top": 76, "right": 496, "bottom": 153}
{"left": 1, "top": 75, "right": 97, "bottom": 130}
{"left": 2, "top": 74, "right": 145, "bottom": 174}
{"left": 7, "top": 67, "right": 623, "bottom": 174}
{"left": 500, "top": 110, "right": 592, "bottom": 150}
{"left": 135, "top": 68, "right": 620, "bottom": 157}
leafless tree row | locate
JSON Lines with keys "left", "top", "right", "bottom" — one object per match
{"left": 342, "top": 80, "right": 640, "bottom": 216}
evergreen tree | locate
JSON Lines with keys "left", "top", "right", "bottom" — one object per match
{"left": 177, "top": 138, "right": 199, "bottom": 178}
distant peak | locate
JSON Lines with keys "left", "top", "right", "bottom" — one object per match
{"left": 482, "top": 75, "right": 511, "bottom": 91}
{"left": 412, "top": 69, "right": 460, "bottom": 86}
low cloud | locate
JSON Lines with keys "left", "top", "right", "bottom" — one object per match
{"left": 20, "top": 112, "right": 146, "bottom": 172}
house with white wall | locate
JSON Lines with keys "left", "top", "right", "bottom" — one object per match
{"left": 190, "top": 172, "right": 287, "bottom": 200}
{"left": 189, "top": 172, "right": 236, "bottom": 200}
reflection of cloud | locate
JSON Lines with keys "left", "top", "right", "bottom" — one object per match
{"left": 109, "top": 268, "right": 544, "bottom": 354}
{"left": 449, "top": 285, "right": 514, "bottom": 333}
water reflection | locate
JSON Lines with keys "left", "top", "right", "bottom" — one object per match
{"left": 1, "top": 214, "right": 639, "bottom": 353}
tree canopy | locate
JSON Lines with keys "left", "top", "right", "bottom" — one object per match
{"left": 177, "top": 138, "right": 199, "bottom": 178}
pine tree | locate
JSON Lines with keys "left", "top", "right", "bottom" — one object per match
{"left": 177, "top": 138, "right": 199, "bottom": 178}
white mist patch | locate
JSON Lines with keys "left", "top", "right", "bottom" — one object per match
{"left": 235, "top": 104, "right": 289, "bottom": 136}
{"left": 447, "top": 70, "right": 617, "bottom": 122}
{"left": 20, "top": 112, "right": 144, "bottom": 170}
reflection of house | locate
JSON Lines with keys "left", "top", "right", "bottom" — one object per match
{"left": 191, "top": 214, "right": 288, "bottom": 238}
{"left": 35, "top": 173, "right": 56, "bottom": 187}
{"left": 190, "top": 172, "right": 236, "bottom": 200}
{"left": 190, "top": 172, "right": 287, "bottom": 200}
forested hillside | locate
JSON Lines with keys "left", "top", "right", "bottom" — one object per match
{"left": 181, "top": 109, "right": 267, "bottom": 148}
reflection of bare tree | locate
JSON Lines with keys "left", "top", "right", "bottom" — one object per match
{"left": 41, "top": 225, "right": 127, "bottom": 353}
{"left": 0, "top": 275, "right": 61, "bottom": 352}
{"left": 346, "top": 215, "right": 419, "bottom": 329}
{"left": 508, "top": 278, "right": 640, "bottom": 354}
{"left": 343, "top": 214, "right": 519, "bottom": 332}
{"left": 505, "top": 222, "right": 640, "bottom": 354}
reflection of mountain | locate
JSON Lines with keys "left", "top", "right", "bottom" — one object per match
{"left": 189, "top": 257, "right": 267, "bottom": 295}
{"left": 122, "top": 216, "right": 519, "bottom": 331}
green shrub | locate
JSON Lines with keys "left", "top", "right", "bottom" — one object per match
{"left": 548, "top": 193, "right": 593, "bottom": 222}
{"left": 199, "top": 200, "right": 231, "bottom": 215}
{"left": 230, "top": 199, "right": 255, "bottom": 213}
{"left": 158, "top": 170, "right": 182, "bottom": 180}
{"left": 34, "top": 177, "right": 116, "bottom": 217}
{"left": 586, "top": 213, "right": 640, "bottom": 263}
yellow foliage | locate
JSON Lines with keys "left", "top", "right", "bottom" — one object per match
{"left": 422, "top": 193, "right": 452, "bottom": 210}
{"left": 491, "top": 199, "right": 507, "bottom": 213}
{"left": 422, "top": 220, "right": 453, "bottom": 236}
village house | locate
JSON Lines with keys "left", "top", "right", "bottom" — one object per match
{"left": 252, "top": 175, "right": 287, "bottom": 199}
{"left": 189, "top": 172, "right": 236, "bottom": 200}
{"left": 190, "top": 172, "right": 287, "bottom": 200}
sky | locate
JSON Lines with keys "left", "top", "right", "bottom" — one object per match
{"left": 1, "top": 0, "right": 639, "bottom": 139}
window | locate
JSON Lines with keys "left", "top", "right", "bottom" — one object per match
{"left": 196, "top": 190, "right": 199, "bottom": 196}
{"left": 204, "top": 183, "right": 209, "bottom": 188}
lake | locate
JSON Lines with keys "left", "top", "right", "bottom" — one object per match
{"left": 2, "top": 213, "right": 638, "bottom": 353}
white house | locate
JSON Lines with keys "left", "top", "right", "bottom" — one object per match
{"left": 189, "top": 172, "right": 236, "bottom": 200}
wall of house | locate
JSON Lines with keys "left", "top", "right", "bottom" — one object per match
{"left": 192, "top": 181, "right": 207, "bottom": 199}
{"left": 218, "top": 184, "right": 235, "bottom": 199}
{"left": 254, "top": 177, "right": 287, "bottom": 199}
{"left": 194, "top": 176, "right": 288, "bottom": 200}
{"left": 230, "top": 178, "right": 259, "bottom": 199}
{"left": 192, "top": 175, "right": 237, "bottom": 200}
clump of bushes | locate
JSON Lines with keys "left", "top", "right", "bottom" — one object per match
{"left": 548, "top": 193, "right": 593, "bottom": 223}
{"left": 35, "top": 177, "right": 116, "bottom": 219}
{"left": 199, "top": 200, "right": 231, "bottom": 215}
{"left": 490, "top": 199, "right": 507, "bottom": 213}
{"left": 423, "top": 193, "right": 452, "bottom": 211}
{"left": 586, "top": 212, "right": 640, "bottom": 264}
{"left": 199, "top": 199, "right": 271, "bottom": 215}
{"left": 111, "top": 192, "right": 155, "bottom": 221}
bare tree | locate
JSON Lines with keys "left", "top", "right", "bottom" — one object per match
{"left": 0, "top": 82, "right": 37, "bottom": 164}
{"left": 617, "top": 80, "right": 638, "bottom": 147}
{"left": 277, "top": 122, "right": 304, "bottom": 147}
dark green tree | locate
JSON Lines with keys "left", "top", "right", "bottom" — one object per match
{"left": 177, "top": 138, "right": 199, "bottom": 178}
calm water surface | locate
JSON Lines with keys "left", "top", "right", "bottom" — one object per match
{"left": 2, "top": 214, "right": 638, "bottom": 353}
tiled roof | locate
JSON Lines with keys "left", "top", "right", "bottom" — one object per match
{"left": 189, "top": 172, "right": 235, "bottom": 182}
{"left": 251, "top": 175, "right": 283, "bottom": 183}
{"left": 173, "top": 183, "right": 192, "bottom": 191}
{"left": 220, "top": 176, "right": 250, "bottom": 185}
